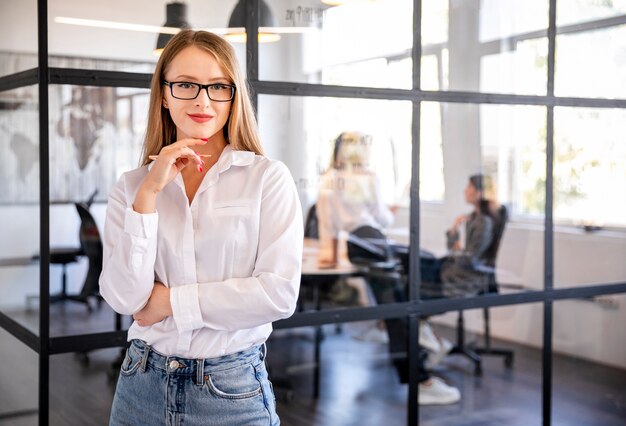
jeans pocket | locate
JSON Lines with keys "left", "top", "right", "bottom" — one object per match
{"left": 206, "top": 363, "right": 262, "bottom": 400}
{"left": 119, "top": 346, "right": 142, "bottom": 377}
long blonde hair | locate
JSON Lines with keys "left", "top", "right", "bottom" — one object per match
{"left": 141, "top": 30, "right": 263, "bottom": 166}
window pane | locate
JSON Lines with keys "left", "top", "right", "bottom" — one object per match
{"left": 46, "top": 0, "right": 245, "bottom": 73}
{"left": 419, "top": 102, "right": 546, "bottom": 298}
{"left": 262, "top": 0, "right": 413, "bottom": 89}
{"left": 553, "top": 107, "right": 626, "bottom": 228}
{"left": 0, "top": 0, "right": 38, "bottom": 78}
{"left": 0, "top": 85, "right": 40, "bottom": 335}
{"left": 555, "top": 23, "right": 626, "bottom": 99}
{"left": 557, "top": 0, "right": 626, "bottom": 27}
{"left": 553, "top": 297, "right": 626, "bottom": 425}
{"left": 553, "top": 107, "right": 626, "bottom": 288}
{"left": 422, "top": 0, "right": 548, "bottom": 95}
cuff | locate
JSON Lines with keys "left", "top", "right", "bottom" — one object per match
{"left": 124, "top": 208, "right": 158, "bottom": 238}
{"left": 170, "top": 284, "right": 204, "bottom": 333}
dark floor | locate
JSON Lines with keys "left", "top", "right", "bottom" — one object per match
{"left": 0, "top": 303, "right": 624, "bottom": 426}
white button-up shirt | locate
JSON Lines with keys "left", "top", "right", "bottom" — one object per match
{"left": 316, "top": 168, "right": 393, "bottom": 258}
{"left": 99, "top": 145, "right": 303, "bottom": 358}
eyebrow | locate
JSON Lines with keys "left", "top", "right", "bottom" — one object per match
{"left": 173, "top": 74, "right": 230, "bottom": 83}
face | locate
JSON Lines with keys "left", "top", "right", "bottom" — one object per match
{"left": 162, "top": 45, "right": 232, "bottom": 142}
{"left": 464, "top": 181, "right": 482, "bottom": 204}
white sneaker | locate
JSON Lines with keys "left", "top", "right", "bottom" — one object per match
{"left": 419, "top": 321, "right": 441, "bottom": 353}
{"left": 425, "top": 337, "right": 453, "bottom": 370}
{"left": 418, "top": 377, "right": 461, "bottom": 405}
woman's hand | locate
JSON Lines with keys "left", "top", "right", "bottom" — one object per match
{"left": 134, "top": 138, "right": 208, "bottom": 213}
{"left": 133, "top": 282, "right": 172, "bottom": 327}
{"left": 450, "top": 214, "right": 467, "bottom": 232}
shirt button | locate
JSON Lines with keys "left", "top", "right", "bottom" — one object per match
{"left": 169, "top": 360, "right": 180, "bottom": 369}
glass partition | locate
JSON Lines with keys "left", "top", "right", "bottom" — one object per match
{"left": 555, "top": 17, "right": 626, "bottom": 99}
{"left": 0, "top": 0, "right": 38, "bottom": 78}
{"left": 552, "top": 296, "right": 626, "bottom": 425}
{"left": 419, "top": 102, "right": 547, "bottom": 298}
{"left": 0, "top": 328, "right": 39, "bottom": 423}
{"left": 262, "top": 0, "right": 413, "bottom": 89}
{"left": 0, "top": 84, "right": 40, "bottom": 335}
{"left": 421, "top": 303, "right": 543, "bottom": 424}
{"left": 259, "top": 94, "right": 412, "bottom": 309}
{"left": 47, "top": 0, "right": 246, "bottom": 73}
{"left": 422, "top": 0, "right": 548, "bottom": 95}
{"left": 49, "top": 85, "right": 149, "bottom": 203}
{"left": 553, "top": 107, "right": 626, "bottom": 289}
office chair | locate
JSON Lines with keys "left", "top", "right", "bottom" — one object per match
{"left": 448, "top": 205, "right": 514, "bottom": 375}
{"left": 26, "top": 191, "right": 101, "bottom": 310}
{"left": 73, "top": 201, "right": 104, "bottom": 312}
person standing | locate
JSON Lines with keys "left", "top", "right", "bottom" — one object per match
{"left": 100, "top": 30, "right": 303, "bottom": 425}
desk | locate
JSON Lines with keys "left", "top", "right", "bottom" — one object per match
{"left": 298, "top": 238, "right": 359, "bottom": 398}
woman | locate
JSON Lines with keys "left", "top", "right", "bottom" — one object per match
{"left": 423, "top": 174, "right": 497, "bottom": 298}
{"left": 99, "top": 30, "right": 303, "bottom": 425}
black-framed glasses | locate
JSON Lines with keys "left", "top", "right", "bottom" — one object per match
{"left": 163, "top": 81, "right": 236, "bottom": 102}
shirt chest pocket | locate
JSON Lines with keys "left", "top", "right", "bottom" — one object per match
{"left": 208, "top": 201, "right": 255, "bottom": 277}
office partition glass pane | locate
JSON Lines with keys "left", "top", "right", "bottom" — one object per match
{"left": 47, "top": 0, "right": 246, "bottom": 74}
{"left": 557, "top": 0, "right": 626, "bottom": 27}
{"left": 555, "top": 23, "right": 626, "bottom": 99}
{"left": 419, "top": 102, "right": 546, "bottom": 298}
{"left": 422, "top": 0, "right": 548, "bottom": 95}
{"left": 0, "top": 0, "right": 38, "bottom": 78}
{"left": 420, "top": 303, "right": 543, "bottom": 425}
{"left": 553, "top": 107, "right": 626, "bottom": 288}
{"left": 261, "top": 0, "right": 413, "bottom": 89}
{"left": 258, "top": 94, "right": 412, "bottom": 308}
{"left": 0, "top": 85, "right": 40, "bottom": 334}
{"left": 48, "top": 85, "right": 149, "bottom": 203}
{"left": 0, "top": 328, "right": 39, "bottom": 424}
{"left": 552, "top": 297, "right": 626, "bottom": 425}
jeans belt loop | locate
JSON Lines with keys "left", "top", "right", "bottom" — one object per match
{"left": 196, "top": 358, "right": 205, "bottom": 386}
{"left": 260, "top": 342, "right": 267, "bottom": 362}
{"left": 139, "top": 341, "right": 151, "bottom": 373}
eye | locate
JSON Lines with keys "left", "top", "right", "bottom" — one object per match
{"left": 209, "top": 83, "right": 230, "bottom": 90}
{"left": 175, "top": 82, "right": 196, "bottom": 89}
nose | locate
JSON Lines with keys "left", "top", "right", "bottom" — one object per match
{"left": 195, "top": 88, "right": 212, "bottom": 107}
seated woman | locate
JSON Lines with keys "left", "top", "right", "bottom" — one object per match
{"left": 422, "top": 173, "right": 499, "bottom": 298}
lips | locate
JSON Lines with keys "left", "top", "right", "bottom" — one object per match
{"left": 188, "top": 113, "right": 214, "bottom": 123}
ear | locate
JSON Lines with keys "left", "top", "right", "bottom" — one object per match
{"left": 162, "top": 98, "right": 169, "bottom": 109}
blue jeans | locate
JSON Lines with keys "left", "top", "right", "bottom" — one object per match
{"left": 110, "top": 339, "right": 279, "bottom": 426}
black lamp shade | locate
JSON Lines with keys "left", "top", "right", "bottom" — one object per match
{"left": 155, "top": 2, "right": 191, "bottom": 52}
{"left": 228, "top": 0, "right": 278, "bottom": 28}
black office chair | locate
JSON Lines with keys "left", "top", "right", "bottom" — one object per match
{"left": 73, "top": 201, "right": 104, "bottom": 312}
{"left": 448, "top": 205, "right": 514, "bottom": 375}
{"left": 26, "top": 191, "right": 101, "bottom": 311}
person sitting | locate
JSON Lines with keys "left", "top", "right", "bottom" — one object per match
{"left": 422, "top": 173, "right": 498, "bottom": 299}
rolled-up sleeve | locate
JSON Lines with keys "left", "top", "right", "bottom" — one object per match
{"left": 169, "top": 161, "right": 303, "bottom": 332}
{"left": 99, "top": 176, "right": 158, "bottom": 315}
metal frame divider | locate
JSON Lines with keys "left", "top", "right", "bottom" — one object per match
{"left": 0, "top": 1, "right": 624, "bottom": 425}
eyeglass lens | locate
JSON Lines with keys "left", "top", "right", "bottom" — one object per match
{"left": 170, "top": 82, "right": 234, "bottom": 101}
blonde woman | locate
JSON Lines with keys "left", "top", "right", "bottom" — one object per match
{"left": 100, "top": 30, "right": 302, "bottom": 425}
